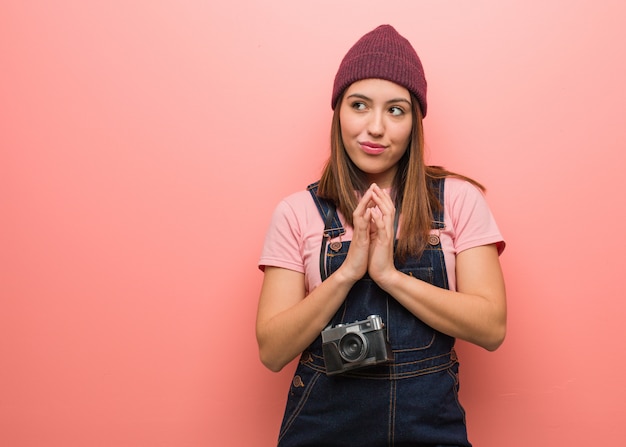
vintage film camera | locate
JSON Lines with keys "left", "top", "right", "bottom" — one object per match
{"left": 321, "top": 314, "right": 393, "bottom": 376}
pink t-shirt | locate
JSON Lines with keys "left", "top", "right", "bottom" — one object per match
{"left": 259, "top": 177, "right": 505, "bottom": 294}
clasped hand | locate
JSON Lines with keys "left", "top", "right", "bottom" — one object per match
{"left": 339, "top": 183, "right": 398, "bottom": 285}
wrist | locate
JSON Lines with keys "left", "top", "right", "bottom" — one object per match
{"left": 332, "top": 265, "right": 362, "bottom": 288}
{"left": 374, "top": 268, "right": 403, "bottom": 293}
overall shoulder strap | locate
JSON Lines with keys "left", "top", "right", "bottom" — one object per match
{"left": 307, "top": 182, "right": 345, "bottom": 281}
{"left": 306, "top": 182, "right": 345, "bottom": 238}
{"left": 429, "top": 178, "right": 446, "bottom": 229}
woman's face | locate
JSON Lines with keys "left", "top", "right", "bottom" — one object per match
{"left": 339, "top": 78, "right": 413, "bottom": 188}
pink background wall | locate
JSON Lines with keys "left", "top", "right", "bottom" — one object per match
{"left": 2, "top": 1, "right": 625, "bottom": 445}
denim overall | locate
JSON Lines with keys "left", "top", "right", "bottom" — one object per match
{"left": 277, "top": 179, "right": 471, "bottom": 447}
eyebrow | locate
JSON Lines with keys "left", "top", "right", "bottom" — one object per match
{"left": 346, "top": 93, "right": 412, "bottom": 106}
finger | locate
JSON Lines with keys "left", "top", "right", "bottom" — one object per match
{"left": 353, "top": 187, "right": 376, "bottom": 217}
{"left": 370, "top": 207, "right": 394, "bottom": 244}
{"left": 369, "top": 193, "right": 395, "bottom": 236}
{"left": 353, "top": 207, "right": 372, "bottom": 241}
{"left": 370, "top": 187, "right": 395, "bottom": 214}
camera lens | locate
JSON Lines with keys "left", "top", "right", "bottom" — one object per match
{"left": 338, "top": 332, "right": 368, "bottom": 363}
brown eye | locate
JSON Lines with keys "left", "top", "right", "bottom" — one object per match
{"left": 389, "top": 106, "right": 404, "bottom": 116}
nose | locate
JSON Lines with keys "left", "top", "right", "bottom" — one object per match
{"left": 367, "top": 110, "right": 384, "bottom": 137}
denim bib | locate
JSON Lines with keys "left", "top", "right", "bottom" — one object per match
{"left": 277, "top": 179, "right": 471, "bottom": 447}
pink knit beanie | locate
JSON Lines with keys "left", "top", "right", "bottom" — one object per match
{"left": 331, "top": 25, "right": 427, "bottom": 117}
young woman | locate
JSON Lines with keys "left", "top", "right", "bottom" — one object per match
{"left": 256, "top": 24, "right": 506, "bottom": 447}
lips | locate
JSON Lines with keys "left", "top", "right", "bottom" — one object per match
{"left": 359, "top": 141, "right": 387, "bottom": 155}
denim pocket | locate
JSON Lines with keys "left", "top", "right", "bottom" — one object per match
{"left": 400, "top": 265, "right": 434, "bottom": 284}
{"left": 386, "top": 267, "right": 436, "bottom": 351}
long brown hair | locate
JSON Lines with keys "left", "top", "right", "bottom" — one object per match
{"left": 317, "top": 91, "right": 485, "bottom": 260}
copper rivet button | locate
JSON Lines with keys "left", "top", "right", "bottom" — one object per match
{"left": 428, "top": 234, "right": 440, "bottom": 246}
{"left": 293, "top": 375, "right": 304, "bottom": 387}
{"left": 330, "top": 241, "right": 342, "bottom": 251}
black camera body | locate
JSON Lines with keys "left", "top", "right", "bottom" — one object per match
{"left": 321, "top": 314, "right": 393, "bottom": 376}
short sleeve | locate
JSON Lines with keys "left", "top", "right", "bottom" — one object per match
{"left": 258, "top": 199, "right": 306, "bottom": 273}
{"left": 445, "top": 178, "right": 505, "bottom": 255}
